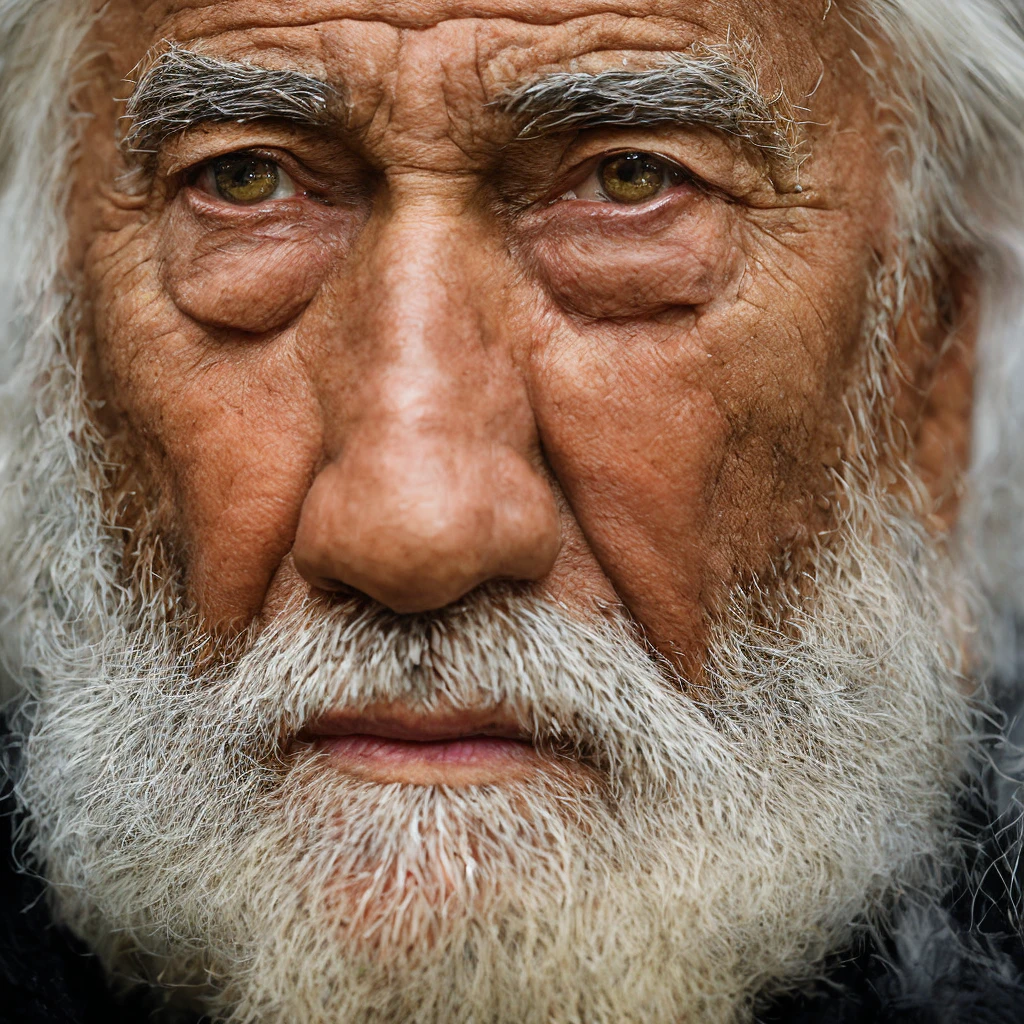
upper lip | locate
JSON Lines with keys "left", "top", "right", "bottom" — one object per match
{"left": 301, "top": 704, "right": 532, "bottom": 744}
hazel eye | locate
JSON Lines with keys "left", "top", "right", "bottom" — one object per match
{"left": 563, "top": 152, "right": 689, "bottom": 205}
{"left": 197, "top": 153, "right": 298, "bottom": 204}
{"left": 601, "top": 153, "right": 667, "bottom": 203}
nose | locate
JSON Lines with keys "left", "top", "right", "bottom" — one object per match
{"left": 291, "top": 208, "right": 561, "bottom": 613}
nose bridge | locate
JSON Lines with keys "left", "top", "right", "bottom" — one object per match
{"left": 379, "top": 206, "right": 489, "bottom": 413}
{"left": 336, "top": 201, "right": 503, "bottom": 443}
{"left": 292, "top": 199, "right": 561, "bottom": 613}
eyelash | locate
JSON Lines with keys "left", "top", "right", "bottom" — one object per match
{"left": 186, "top": 150, "right": 321, "bottom": 206}
{"left": 555, "top": 151, "right": 696, "bottom": 206}
{"left": 185, "top": 147, "right": 697, "bottom": 212}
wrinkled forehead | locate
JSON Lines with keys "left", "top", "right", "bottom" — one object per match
{"left": 120, "top": 0, "right": 855, "bottom": 112}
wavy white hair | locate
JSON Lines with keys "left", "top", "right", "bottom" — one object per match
{"left": 860, "top": 1, "right": 1024, "bottom": 672}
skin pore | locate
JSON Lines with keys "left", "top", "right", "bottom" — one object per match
{"left": 67, "top": 0, "right": 973, "bottom": 787}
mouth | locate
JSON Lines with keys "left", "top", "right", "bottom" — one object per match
{"left": 300, "top": 704, "right": 546, "bottom": 786}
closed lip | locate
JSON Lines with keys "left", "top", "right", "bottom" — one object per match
{"left": 299, "top": 705, "right": 532, "bottom": 745}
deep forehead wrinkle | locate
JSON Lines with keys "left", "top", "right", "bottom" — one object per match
{"left": 137, "top": 2, "right": 841, "bottom": 114}
{"left": 147, "top": 0, "right": 822, "bottom": 76}
{"left": 149, "top": 0, "right": 690, "bottom": 38}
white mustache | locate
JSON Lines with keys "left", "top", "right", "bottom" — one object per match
{"left": 203, "top": 586, "right": 731, "bottom": 802}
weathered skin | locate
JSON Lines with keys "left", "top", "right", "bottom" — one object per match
{"left": 68, "top": 0, "right": 973, "bottom": 679}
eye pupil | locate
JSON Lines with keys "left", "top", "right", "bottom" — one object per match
{"left": 213, "top": 155, "right": 280, "bottom": 203}
{"left": 600, "top": 153, "right": 667, "bottom": 204}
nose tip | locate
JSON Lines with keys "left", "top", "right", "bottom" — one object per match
{"left": 292, "top": 437, "right": 561, "bottom": 613}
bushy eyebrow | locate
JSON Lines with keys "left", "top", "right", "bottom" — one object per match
{"left": 122, "top": 43, "right": 795, "bottom": 176}
{"left": 498, "top": 51, "right": 796, "bottom": 170}
{"left": 123, "top": 44, "right": 336, "bottom": 156}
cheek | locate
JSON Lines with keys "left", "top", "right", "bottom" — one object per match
{"left": 86, "top": 226, "right": 328, "bottom": 627}
{"left": 524, "top": 241, "right": 864, "bottom": 658}
{"left": 125, "top": 343, "right": 322, "bottom": 626}
{"left": 167, "top": 383, "right": 322, "bottom": 625}
{"left": 529, "top": 325, "right": 732, "bottom": 657}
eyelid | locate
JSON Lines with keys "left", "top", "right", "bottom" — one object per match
{"left": 185, "top": 147, "right": 327, "bottom": 197}
{"left": 554, "top": 150, "right": 699, "bottom": 204}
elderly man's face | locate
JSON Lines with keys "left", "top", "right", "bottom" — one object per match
{"left": 76, "top": 0, "right": 909, "bottom": 670}
{"left": 7, "top": 0, "right": 978, "bottom": 1020}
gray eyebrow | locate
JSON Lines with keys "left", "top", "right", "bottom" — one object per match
{"left": 123, "top": 44, "right": 336, "bottom": 156}
{"left": 122, "top": 44, "right": 795, "bottom": 177}
{"left": 498, "top": 51, "right": 796, "bottom": 170}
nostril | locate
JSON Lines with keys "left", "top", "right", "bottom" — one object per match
{"left": 313, "top": 576, "right": 351, "bottom": 594}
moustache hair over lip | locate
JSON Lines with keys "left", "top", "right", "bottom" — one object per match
{"left": 241, "top": 586, "right": 681, "bottom": 782}
{"left": 299, "top": 703, "right": 537, "bottom": 743}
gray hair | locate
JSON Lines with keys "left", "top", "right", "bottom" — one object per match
{"left": 857, "top": 0, "right": 1024, "bottom": 670}
{"left": 123, "top": 44, "right": 336, "bottom": 157}
{"left": 498, "top": 47, "right": 796, "bottom": 172}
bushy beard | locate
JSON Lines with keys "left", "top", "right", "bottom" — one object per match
{"left": 0, "top": 350, "right": 977, "bottom": 1024}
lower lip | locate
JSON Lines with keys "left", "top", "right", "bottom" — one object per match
{"left": 316, "top": 734, "right": 536, "bottom": 770}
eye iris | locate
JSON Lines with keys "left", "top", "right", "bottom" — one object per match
{"left": 213, "top": 156, "right": 280, "bottom": 203}
{"left": 600, "top": 152, "right": 666, "bottom": 204}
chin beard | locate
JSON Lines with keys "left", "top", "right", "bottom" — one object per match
{"left": 0, "top": 335, "right": 980, "bottom": 1024}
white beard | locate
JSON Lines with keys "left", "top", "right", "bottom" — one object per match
{"left": 0, "top": 331, "right": 978, "bottom": 1024}
{"left": 0, "top": 448, "right": 976, "bottom": 1022}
